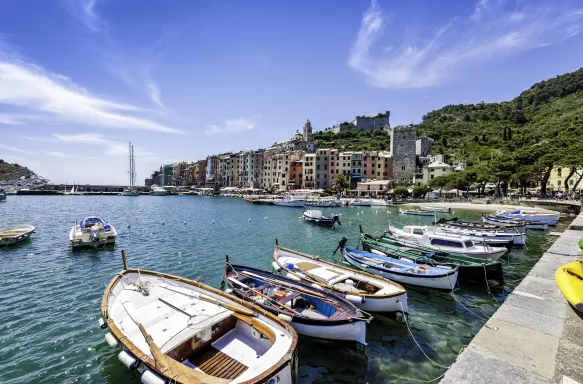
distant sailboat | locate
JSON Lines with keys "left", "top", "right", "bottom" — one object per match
{"left": 123, "top": 143, "right": 139, "bottom": 196}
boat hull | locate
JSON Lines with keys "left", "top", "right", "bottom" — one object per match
{"left": 343, "top": 250, "right": 458, "bottom": 291}
{"left": 274, "top": 200, "right": 305, "bottom": 207}
{"left": 0, "top": 225, "right": 35, "bottom": 246}
{"left": 69, "top": 225, "right": 117, "bottom": 248}
{"left": 292, "top": 319, "right": 366, "bottom": 345}
{"left": 399, "top": 210, "right": 436, "bottom": 216}
{"left": 0, "top": 194, "right": 6, "bottom": 201}
{"left": 483, "top": 217, "right": 548, "bottom": 230}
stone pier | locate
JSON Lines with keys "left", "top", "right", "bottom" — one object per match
{"left": 441, "top": 214, "right": 583, "bottom": 384}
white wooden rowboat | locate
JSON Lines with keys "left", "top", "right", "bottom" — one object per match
{"left": 0, "top": 225, "right": 35, "bottom": 246}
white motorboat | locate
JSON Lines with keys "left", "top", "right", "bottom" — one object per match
{"left": 496, "top": 210, "right": 559, "bottom": 225}
{"left": 438, "top": 226, "right": 525, "bottom": 246}
{"left": 149, "top": 185, "right": 167, "bottom": 196}
{"left": 303, "top": 210, "right": 341, "bottom": 226}
{"left": 0, "top": 225, "right": 35, "bottom": 246}
{"left": 444, "top": 220, "right": 526, "bottom": 234}
{"left": 352, "top": 199, "right": 372, "bottom": 206}
{"left": 0, "top": 189, "right": 6, "bottom": 201}
{"left": 419, "top": 205, "right": 452, "bottom": 213}
{"left": 342, "top": 248, "right": 458, "bottom": 291}
{"left": 399, "top": 209, "right": 436, "bottom": 216}
{"left": 6, "top": 189, "right": 18, "bottom": 195}
{"left": 273, "top": 194, "right": 305, "bottom": 207}
{"left": 483, "top": 216, "right": 548, "bottom": 230}
{"left": 225, "top": 263, "right": 371, "bottom": 347}
{"left": 370, "top": 199, "right": 392, "bottom": 206}
{"left": 306, "top": 200, "right": 335, "bottom": 207}
{"left": 389, "top": 225, "right": 520, "bottom": 247}
{"left": 123, "top": 142, "right": 139, "bottom": 196}
{"left": 273, "top": 247, "right": 409, "bottom": 314}
{"left": 100, "top": 260, "right": 298, "bottom": 384}
{"left": 386, "top": 227, "right": 506, "bottom": 260}
{"left": 69, "top": 217, "right": 117, "bottom": 248}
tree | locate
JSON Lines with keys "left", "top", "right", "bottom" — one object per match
{"left": 412, "top": 185, "right": 429, "bottom": 197}
{"left": 428, "top": 175, "right": 449, "bottom": 196}
{"left": 503, "top": 127, "right": 507, "bottom": 141}
{"left": 393, "top": 186, "right": 409, "bottom": 197}
{"left": 333, "top": 175, "right": 349, "bottom": 191}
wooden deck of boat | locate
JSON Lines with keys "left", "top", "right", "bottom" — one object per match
{"left": 190, "top": 347, "right": 248, "bottom": 380}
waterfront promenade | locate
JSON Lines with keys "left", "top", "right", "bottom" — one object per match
{"left": 441, "top": 214, "right": 583, "bottom": 384}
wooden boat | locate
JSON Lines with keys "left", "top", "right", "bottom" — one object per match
{"left": 399, "top": 209, "right": 436, "bottom": 216}
{"left": 69, "top": 216, "right": 117, "bottom": 248}
{"left": 0, "top": 189, "right": 6, "bottom": 201}
{"left": 0, "top": 225, "right": 35, "bottom": 246}
{"left": 437, "top": 225, "right": 525, "bottom": 247}
{"left": 389, "top": 225, "right": 514, "bottom": 248}
{"left": 483, "top": 216, "right": 548, "bottom": 230}
{"left": 273, "top": 194, "right": 305, "bottom": 207}
{"left": 360, "top": 233, "right": 504, "bottom": 284}
{"left": 272, "top": 246, "right": 408, "bottom": 314}
{"left": 100, "top": 253, "right": 298, "bottom": 384}
{"left": 419, "top": 205, "right": 452, "bottom": 213}
{"left": 500, "top": 209, "right": 560, "bottom": 223}
{"left": 342, "top": 248, "right": 458, "bottom": 291}
{"left": 302, "top": 210, "right": 341, "bottom": 227}
{"left": 224, "top": 263, "right": 371, "bottom": 347}
{"left": 442, "top": 219, "right": 526, "bottom": 234}
{"left": 351, "top": 199, "right": 372, "bottom": 207}
{"left": 555, "top": 260, "right": 583, "bottom": 313}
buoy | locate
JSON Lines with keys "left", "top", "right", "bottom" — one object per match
{"left": 311, "top": 283, "right": 324, "bottom": 290}
{"left": 161, "top": 221, "right": 165, "bottom": 225}
{"left": 345, "top": 294, "right": 364, "bottom": 304}
{"left": 105, "top": 332, "right": 118, "bottom": 348}
{"left": 183, "top": 221, "right": 187, "bottom": 225}
{"left": 264, "top": 217, "right": 267, "bottom": 220}
{"left": 272, "top": 262, "right": 282, "bottom": 273}
{"left": 141, "top": 370, "right": 166, "bottom": 384}
{"left": 248, "top": 218, "right": 251, "bottom": 222}
{"left": 285, "top": 273, "right": 302, "bottom": 282}
{"left": 278, "top": 313, "right": 293, "bottom": 322}
{"left": 127, "top": 224, "right": 131, "bottom": 228}
{"left": 224, "top": 288, "right": 233, "bottom": 294}
{"left": 118, "top": 350, "right": 138, "bottom": 370}
{"left": 212, "top": 220, "right": 215, "bottom": 225}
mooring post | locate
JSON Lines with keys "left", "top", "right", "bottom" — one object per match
{"left": 121, "top": 249, "right": 128, "bottom": 270}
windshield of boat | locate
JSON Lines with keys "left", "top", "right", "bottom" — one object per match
{"left": 412, "top": 228, "right": 424, "bottom": 235}
{"left": 464, "top": 240, "right": 474, "bottom": 248}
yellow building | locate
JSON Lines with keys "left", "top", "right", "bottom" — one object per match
{"left": 547, "top": 167, "right": 583, "bottom": 191}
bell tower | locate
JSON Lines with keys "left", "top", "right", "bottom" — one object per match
{"left": 303, "top": 119, "right": 313, "bottom": 142}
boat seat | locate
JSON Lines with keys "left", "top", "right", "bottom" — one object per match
{"left": 295, "top": 261, "right": 321, "bottom": 271}
{"left": 190, "top": 346, "right": 248, "bottom": 380}
{"left": 333, "top": 283, "right": 365, "bottom": 294}
{"left": 278, "top": 292, "right": 299, "bottom": 304}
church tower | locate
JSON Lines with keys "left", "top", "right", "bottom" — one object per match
{"left": 303, "top": 119, "right": 313, "bottom": 142}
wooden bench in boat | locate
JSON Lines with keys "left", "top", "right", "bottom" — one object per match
{"left": 190, "top": 346, "right": 248, "bottom": 380}
{"left": 278, "top": 292, "right": 299, "bottom": 304}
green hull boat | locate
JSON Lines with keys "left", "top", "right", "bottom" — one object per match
{"left": 360, "top": 233, "right": 504, "bottom": 285}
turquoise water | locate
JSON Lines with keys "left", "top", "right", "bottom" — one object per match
{"left": 0, "top": 196, "right": 564, "bottom": 383}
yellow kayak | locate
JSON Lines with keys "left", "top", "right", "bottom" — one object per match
{"left": 555, "top": 260, "right": 583, "bottom": 313}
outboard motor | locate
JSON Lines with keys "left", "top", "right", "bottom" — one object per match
{"left": 332, "top": 237, "right": 348, "bottom": 256}
{"left": 333, "top": 215, "right": 342, "bottom": 225}
{"left": 90, "top": 225, "right": 100, "bottom": 248}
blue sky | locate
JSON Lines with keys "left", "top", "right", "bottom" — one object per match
{"left": 1, "top": 0, "right": 583, "bottom": 185}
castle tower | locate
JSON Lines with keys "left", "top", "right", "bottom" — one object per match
{"left": 390, "top": 125, "right": 416, "bottom": 183}
{"left": 303, "top": 119, "right": 313, "bottom": 142}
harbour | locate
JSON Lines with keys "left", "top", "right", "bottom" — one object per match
{"left": 0, "top": 195, "right": 574, "bottom": 383}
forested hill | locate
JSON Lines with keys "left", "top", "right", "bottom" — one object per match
{"left": 0, "top": 160, "right": 50, "bottom": 187}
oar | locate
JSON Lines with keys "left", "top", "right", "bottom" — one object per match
{"left": 239, "top": 271, "right": 326, "bottom": 299}
{"left": 228, "top": 277, "right": 301, "bottom": 316}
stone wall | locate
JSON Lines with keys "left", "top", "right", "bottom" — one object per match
{"left": 390, "top": 125, "right": 416, "bottom": 182}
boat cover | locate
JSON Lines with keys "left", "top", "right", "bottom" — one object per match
{"left": 80, "top": 217, "right": 111, "bottom": 231}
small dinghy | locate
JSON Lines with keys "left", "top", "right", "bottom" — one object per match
{"left": 342, "top": 247, "right": 458, "bottom": 291}
{"left": 303, "top": 210, "right": 341, "bottom": 227}
{"left": 225, "top": 263, "right": 371, "bottom": 347}
{"left": 419, "top": 205, "right": 452, "bottom": 213}
{"left": 273, "top": 246, "right": 408, "bottom": 314}
{"left": 70, "top": 217, "right": 117, "bottom": 248}
{"left": 399, "top": 209, "right": 436, "bottom": 216}
{"left": 0, "top": 225, "right": 35, "bottom": 246}
{"left": 100, "top": 252, "right": 298, "bottom": 384}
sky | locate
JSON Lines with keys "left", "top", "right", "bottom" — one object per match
{"left": 1, "top": 0, "right": 583, "bottom": 185}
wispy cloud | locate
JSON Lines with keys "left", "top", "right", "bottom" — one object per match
{"left": 52, "top": 133, "right": 153, "bottom": 157}
{"left": 206, "top": 117, "right": 256, "bottom": 135}
{"left": 0, "top": 143, "right": 33, "bottom": 154}
{"left": 348, "top": 0, "right": 583, "bottom": 88}
{"left": 147, "top": 81, "right": 164, "bottom": 108}
{"left": 0, "top": 114, "right": 23, "bottom": 125}
{"left": 45, "top": 151, "right": 72, "bottom": 158}
{"left": 0, "top": 59, "right": 182, "bottom": 132}
{"left": 62, "top": 0, "right": 107, "bottom": 34}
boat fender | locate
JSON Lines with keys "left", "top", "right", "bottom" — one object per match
{"left": 272, "top": 262, "right": 282, "bottom": 273}
{"left": 105, "top": 332, "right": 118, "bottom": 348}
{"left": 141, "top": 369, "right": 166, "bottom": 384}
{"left": 118, "top": 350, "right": 138, "bottom": 370}
{"left": 345, "top": 294, "right": 364, "bottom": 304}
{"left": 286, "top": 273, "right": 301, "bottom": 282}
{"left": 278, "top": 313, "right": 293, "bottom": 322}
{"left": 311, "top": 283, "right": 324, "bottom": 290}
{"left": 224, "top": 288, "right": 233, "bottom": 294}
{"left": 98, "top": 317, "right": 107, "bottom": 329}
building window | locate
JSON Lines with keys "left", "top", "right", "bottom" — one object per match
{"left": 402, "top": 165, "right": 406, "bottom": 170}
{"left": 570, "top": 179, "right": 574, "bottom": 185}
{"left": 431, "top": 175, "right": 434, "bottom": 179}
{"left": 557, "top": 168, "right": 562, "bottom": 177}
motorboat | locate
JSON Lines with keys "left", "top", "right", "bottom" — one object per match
{"left": 224, "top": 263, "right": 371, "bottom": 347}
{"left": 273, "top": 194, "right": 305, "bottom": 207}
{"left": 100, "top": 258, "right": 298, "bottom": 384}
{"left": 443, "top": 220, "right": 526, "bottom": 234}
{"left": 306, "top": 199, "right": 335, "bottom": 207}
{"left": 0, "top": 225, "right": 35, "bottom": 246}
{"left": 342, "top": 248, "right": 458, "bottom": 291}
{"left": 483, "top": 215, "right": 548, "bottom": 230}
{"left": 360, "top": 233, "right": 504, "bottom": 284}
{"left": 149, "top": 185, "right": 167, "bottom": 196}
{"left": 437, "top": 225, "right": 525, "bottom": 247}
{"left": 6, "top": 189, "right": 18, "bottom": 195}
{"left": 0, "top": 189, "right": 6, "bottom": 201}
{"left": 69, "top": 217, "right": 117, "bottom": 248}
{"left": 123, "top": 142, "right": 140, "bottom": 196}
{"left": 302, "top": 210, "right": 341, "bottom": 227}
{"left": 419, "top": 205, "right": 452, "bottom": 213}
{"left": 370, "top": 199, "right": 391, "bottom": 206}
{"left": 273, "top": 246, "right": 408, "bottom": 314}
{"left": 494, "top": 210, "right": 558, "bottom": 225}
{"left": 351, "top": 199, "right": 372, "bottom": 207}
{"left": 388, "top": 225, "right": 515, "bottom": 248}
{"left": 399, "top": 209, "right": 436, "bottom": 216}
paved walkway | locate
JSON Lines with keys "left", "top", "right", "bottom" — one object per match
{"left": 441, "top": 214, "right": 583, "bottom": 384}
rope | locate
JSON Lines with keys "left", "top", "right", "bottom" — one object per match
{"left": 483, "top": 264, "right": 498, "bottom": 303}
{"left": 447, "top": 274, "right": 490, "bottom": 321}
